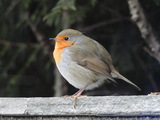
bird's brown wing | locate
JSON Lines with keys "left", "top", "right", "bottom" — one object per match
{"left": 93, "top": 40, "right": 113, "bottom": 65}
{"left": 93, "top": 41, "right": 140, "bottom": 90}
{"left": 76, "top": 57, "right": 117, "bottom": 84}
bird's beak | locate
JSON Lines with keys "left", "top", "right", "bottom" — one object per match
{"left": 49, "top": 38, "right": 55, "bottom": 41}
{"left": 49, "top": 37, "right": 60, "bottom": 42}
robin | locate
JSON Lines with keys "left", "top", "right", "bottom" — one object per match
{"left": 50, "top": 29, "right": 140, "bottom": 98}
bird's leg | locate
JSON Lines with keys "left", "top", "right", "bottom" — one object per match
{"left": 61, "top": 87, "right": 86, "bottom": 97}
{"left": 72, "top": 86, "right": 87, "bottom": 108}
{"left": 72, "top": 86, "right": 87, "bottom": 97}
{"left": 72, "top": 88, "right": 85, "bottom": 96}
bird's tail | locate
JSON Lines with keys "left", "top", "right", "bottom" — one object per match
{"left": 111, "top": 70, "right": 141, "bottom": 91}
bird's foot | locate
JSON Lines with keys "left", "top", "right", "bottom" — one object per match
{"left": 148, "top": 92, "right": 160, "bottom": 95}
{"left": 61, "top": 94, "right": 87, "bottom": 108}
{"left": 61, "top": 87, "right": 87, "bottom": 108}
{"left": 72, "top": 94, "right": 87, "bottom": 108}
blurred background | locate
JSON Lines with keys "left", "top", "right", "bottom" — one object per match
{"left": 0, "top": 0, "right": 160, "bottom": 97}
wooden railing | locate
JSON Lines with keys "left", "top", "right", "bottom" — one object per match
{"left": 0, "top": 96, "right": 160, "bottom": 119}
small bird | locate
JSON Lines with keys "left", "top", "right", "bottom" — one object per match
{"left": 50, "top": 29, "right": 140, "bottom": 97}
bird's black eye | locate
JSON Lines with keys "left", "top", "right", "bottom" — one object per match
{"left": 64, "top": 37, "right": 69, "bottom": 40}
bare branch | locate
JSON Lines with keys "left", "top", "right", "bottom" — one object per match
{"left": 79, "top": 17, "right": 131, "bottom": 32}
{"left": 5, "top": 0, "right": 21, "bottom": 16}
{"left": 0, "top": 40, "right": 39, "bottom": 48}
{"left": 27, "top": 20, "right": 50, "bottom": 55}
{"left": 128, "top": 0, "right": 160, "bottom": 62}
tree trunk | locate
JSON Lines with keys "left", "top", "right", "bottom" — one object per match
{"left": 128, "top": 0, "right": 160, "bottom": 62}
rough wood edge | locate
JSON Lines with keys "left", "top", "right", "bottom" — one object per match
{"left": 0, "top": 96, "right": 160, "bottom": 116}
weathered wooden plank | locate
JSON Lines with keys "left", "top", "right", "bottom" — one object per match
{"left": 0, "top": 116, "right": 160, "bottom": 120}
{"left": 0, "top": 98, "right": 27, "bottom": 115}
{"left": 0, "top": 96, "right": 160, "bottom": 116}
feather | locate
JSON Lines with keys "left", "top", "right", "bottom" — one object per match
{"left": 76, "top": 58, "right": 117, "bottom": 84}
{"left": 111, "top": 70, "right": 141, "bottom": 91}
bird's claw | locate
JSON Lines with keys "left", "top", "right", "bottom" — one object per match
{"left": 72, "top": 95, "right": 87, "bottom": 108}
{"left": 148, "top": 92, "right": 160, "bottom": 95}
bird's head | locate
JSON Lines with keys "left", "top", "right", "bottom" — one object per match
{"left": 50, "top": 29, "right": 83, "bottom": 49}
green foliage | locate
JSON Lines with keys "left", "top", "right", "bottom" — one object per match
{"left": 43, "top": 0, "right": 77, "bottom": 28}
{"left": 90, "top": 0, "right": 97, "bottom": 6}
{"left": 153, "top": 0, "right": 160, "bottom": 6}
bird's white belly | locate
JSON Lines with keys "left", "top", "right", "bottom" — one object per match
{"left": 57, "top": 52, "right": 105, "bottom": 90}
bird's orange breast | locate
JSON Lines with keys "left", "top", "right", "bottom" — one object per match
{"left": 53, "top": 48, "right": 63, "bottom": 65}
{"left": 53, "top": 39, "right": 74, "bottom": 64}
